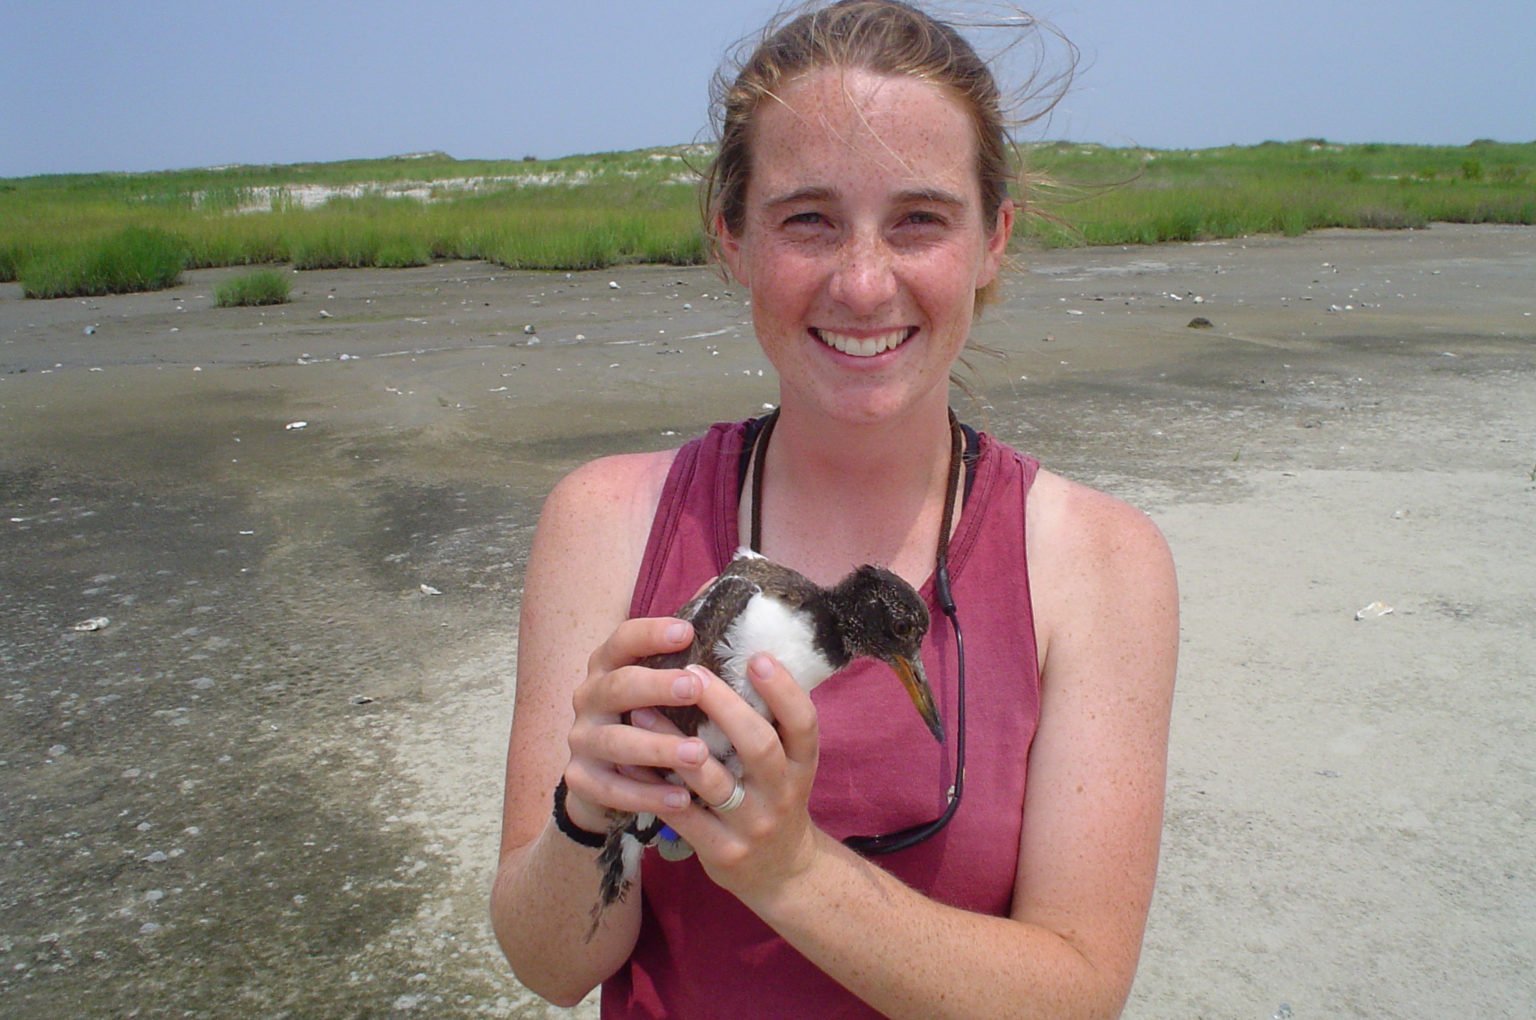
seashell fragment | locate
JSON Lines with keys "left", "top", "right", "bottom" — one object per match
{"left": 1354, "top": 601, "right": 1394, "bottom": 621}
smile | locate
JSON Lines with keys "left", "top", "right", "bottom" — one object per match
{"left": 812, "top": 327, "right": 916, "bottom": 358}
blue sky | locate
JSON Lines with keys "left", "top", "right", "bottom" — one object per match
{"left": 4, "top": 0, "right": 1532, "bottom": 178}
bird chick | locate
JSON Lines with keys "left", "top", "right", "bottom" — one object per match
{"left": 589, "top": 550, "right": 940, "bottom": 933}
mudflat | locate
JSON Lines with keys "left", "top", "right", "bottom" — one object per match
{"left": 2, "top": 224, "right": 1532, "bottom": 1017}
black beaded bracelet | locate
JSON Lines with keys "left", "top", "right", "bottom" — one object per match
{"left": 552, "top": 778, "right": 606, "bottom": 849}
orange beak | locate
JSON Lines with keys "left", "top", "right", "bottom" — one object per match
{"left": 891, "top": 654, "right": 943, "bottom": 743}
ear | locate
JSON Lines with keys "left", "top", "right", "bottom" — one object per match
{"left": 977, "top": 199, "right": 1015, "bottom": 288}
{"left": 714, "top": 212, "right": 750, "bottom": 287}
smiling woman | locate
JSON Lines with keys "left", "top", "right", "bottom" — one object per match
{"left": 491, "top": 4, "right": 1178, "bottom": 1019}
{"left": 714, "top": 67, "right": 1012, "bottom": 427}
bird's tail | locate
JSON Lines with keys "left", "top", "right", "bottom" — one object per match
{"left": 587, "top": 812, "right": 661, "bottom": 940}
{"left": 596, "top": 822, "right": 634, "bottom": 908}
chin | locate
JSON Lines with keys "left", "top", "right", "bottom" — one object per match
{"left": 789, "top": 381, "right": 946, "bottom": 428}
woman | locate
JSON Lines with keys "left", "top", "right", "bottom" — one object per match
{"left": 491, "top": 3, "right": 1177, "bottom": 1017}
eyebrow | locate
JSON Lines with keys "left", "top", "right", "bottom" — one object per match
{"left": 896, "top": 186, "right": 968, "bottom": 208}
{"left": 761, "top": 186, "right": 835, "bottom": 211}
{"left": 761, "top": 185, "right": 968, "bottom": 210}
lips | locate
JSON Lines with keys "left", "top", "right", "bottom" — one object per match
{"left": 812, "top": 327, "right": 915, "bottom": 358}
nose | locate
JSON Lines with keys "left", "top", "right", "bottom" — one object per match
{"left": 827, "top": 229, "right": 898, "bottom": 315}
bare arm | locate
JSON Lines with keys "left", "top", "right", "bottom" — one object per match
{"left": 645, "top": 471, "right": 1177, "bottom": 1019}
{"left": 490, "top": 450, "right": 701, "bottom": 1004}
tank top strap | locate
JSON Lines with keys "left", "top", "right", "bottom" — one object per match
{"left": 628, "top": 421, "right": 747, "bottom": 620}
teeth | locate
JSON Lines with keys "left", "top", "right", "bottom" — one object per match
{"left": 815, "top": 328, "right": 910, "bottom": 358}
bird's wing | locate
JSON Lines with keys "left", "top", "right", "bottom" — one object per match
{"left": 723, "top": 554, "right": 821, "bottom": 607}
{"left": 637, "top": 572, "right": 761, "bottom": 673}
{"left": 635, "top": 572, "right": 762, "bottom": 736}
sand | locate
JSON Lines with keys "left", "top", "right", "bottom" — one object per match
{"left": 1, "top": 224, "right": 1532, "bottom": 1017}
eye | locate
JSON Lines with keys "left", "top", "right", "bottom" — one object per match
{"left": 783, "top": 211, "right": 828, "bottom": 228}
{"left": 892, "top": 620, "right": 913, "bottom": 638}
{"left": 894, "top": 204, "right": 955, "bottom": 231}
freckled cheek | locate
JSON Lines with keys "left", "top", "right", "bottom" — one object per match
{"left": 910, "top": 259, "right": 982, "bottom": 310}
{"left": 752, "top": 255, "right": 832, "bottom": 310}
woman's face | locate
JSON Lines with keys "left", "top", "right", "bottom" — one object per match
{"left": 718, "top": 67, "right": 1013, "bottom": 426}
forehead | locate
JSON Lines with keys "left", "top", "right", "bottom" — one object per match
{"left": 747, "top": 68, "right": 979, "bottom": 199}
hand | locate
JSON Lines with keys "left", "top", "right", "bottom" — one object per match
{"left": 561, "top": 617, "right": 735, "bottom": 832}
{"left": 636, "top": 652, "right": 825, "bottom": 905}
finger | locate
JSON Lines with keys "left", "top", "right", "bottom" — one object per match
{"left": 621, "top": 671, "right": 739, "bottom": 811}
{"left": 572, "top": 655, "right": 713, "bottom": 722}
{"left": 577, "top": 706, "right": 712, "bottom": 777}
{"left": 587, "top": 616, "right": 693, "bottom": 676}
{"left": 689, "top": 662, "right": 786, "bottom": 772}
{"left": 628, "top": 707, "right": 713, "bottom": 771}
{"left": 628, "top": 705, "right": 685, "bottom": 737}
{"left": 630, "top": 700, "right": 743, "bottom": 808}
{"left": 567, "top": 757, "right": 693, "bottom": 818}
{"left": 746, "top": 653, "right": 819, "bottom": 767}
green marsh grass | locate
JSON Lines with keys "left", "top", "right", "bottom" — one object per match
{"left": 17, "top": 225, "right": 186, "bottom": 298}
{"left": 1019, "top": 139, "right": 1535, "bottom": 247}
{"left": 214, "top": 268, "right": 292, "bottom": 307}
{"left": 2, "top": 141, "right": 1531, "bottom": 297}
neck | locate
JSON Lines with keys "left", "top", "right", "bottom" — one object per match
{"left": 771, "top": 402, "right": 952, "bottom": 490}
{"left": 746, "top": 396, "right": 958, "bottom": 587}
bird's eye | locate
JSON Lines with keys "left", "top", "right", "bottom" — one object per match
{"left": 892, "top": 620, "right": 912, "bottom": 638}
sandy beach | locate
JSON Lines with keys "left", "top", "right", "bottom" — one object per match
{"left": 2, "top": 224, "right": 1532, "bottom": 1018}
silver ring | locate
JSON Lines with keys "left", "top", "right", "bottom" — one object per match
{"left": 709, "top": 779, "right": 746, "bottom": 814}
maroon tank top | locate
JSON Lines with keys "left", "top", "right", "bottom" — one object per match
{"left": 603, "top": 420, "right": 1041, "bottom": 1019}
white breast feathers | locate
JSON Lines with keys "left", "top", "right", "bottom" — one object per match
{"left": 713, "top": 592, "right": 837, "bottom": 719}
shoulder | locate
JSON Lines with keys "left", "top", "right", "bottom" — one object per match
{"left": 531, "top": 449, "right": 679, "bottom": 586}
{"left": 533, "top": 420, "right": 747, "bottom": 581}
{"left": 1028, "top": 468, "right": 1172, "bottom": 571}
{"left": 1025, "top": 468, "right": 1177, "bottom": 671}
{"left": 540, "top": 449, "right": 678, "bottom": 530}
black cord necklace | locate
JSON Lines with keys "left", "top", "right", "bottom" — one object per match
{"left": 745, "top": 410, "right": 967, "bottom": 855}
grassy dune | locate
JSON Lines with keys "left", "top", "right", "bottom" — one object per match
{"left": 1021, "top": 139, "right": 1535, "bottom": 245}
{"left": 2, "top": 140, "right": 1531, "bottom": 298}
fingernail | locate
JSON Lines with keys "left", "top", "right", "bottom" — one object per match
{"left": 672, "top": 673, "right": 696, "bottom": 699}
{"left": 678, "top": 739, "right": 707, "bottom": 766}
{"left": 631, "top": 707, "right": 659, "bottom": 728}
{"left": 749, "top": 653, "right": 774, "bottom": 679}
{"left": 686, "top": 664, "right": 712, "bottom": 689}
{"left": 664, "top": 621, "right": 690, "bottom": 644}
{"left": 663, "top": 789, "right": 690, "bottom": 810}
